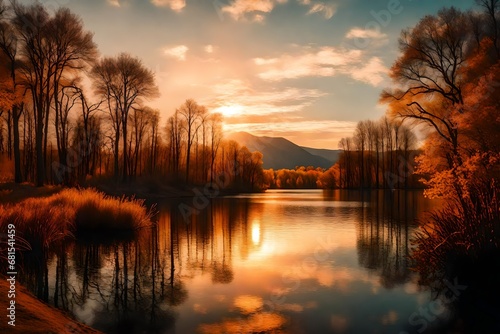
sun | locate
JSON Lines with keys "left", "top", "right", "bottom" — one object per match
{"left": 213, "top": 104, "right": 244, "bottom": 118}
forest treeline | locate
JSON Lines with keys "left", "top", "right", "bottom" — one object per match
{"left": 337, "top": 117, "right": 420, "bottom": 189}
{"left": 264, "top": 117, "right": 421, "bottom": 190}
{"left": 0, "top": 1, "right": 265, "bottom": 191}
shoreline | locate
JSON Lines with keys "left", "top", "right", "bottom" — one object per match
{"left": 0, "top": 181, "right": 263, "bottom": 204}
{"left": 0, "top": 275, "right": 102, "bottom": 333}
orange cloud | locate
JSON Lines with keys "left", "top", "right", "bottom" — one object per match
{"left": 151, "top": 0, "right": 186, "bottom": 12}
{"left": 107, "top": 0, "right": 121, "bottom": 7}
{"left": 221, "top": 0, "right": 287, "bottom": 22}
{"left": 162, "top": 45, "right": 189, "bottom": 61}
{"left": 204, "top": 45, "right": 216, "bottom": 53}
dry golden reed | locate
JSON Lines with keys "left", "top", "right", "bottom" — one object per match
{"left": 0, "top": 188, "right": 153, "bottom": 252}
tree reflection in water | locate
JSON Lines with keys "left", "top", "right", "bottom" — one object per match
{"left": 15, "top": 197, "right": 254, "bottom": 333}
{"left": 18, "top": 190, "right": 492, "bottom": 333}
{"left": 354, "top": 191, "right": 421, "bottom": 289}
{"left": 413, "top": 233, "right": 500, "bottom": 333}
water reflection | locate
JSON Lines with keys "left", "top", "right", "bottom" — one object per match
{"left": 354, "top": 191, "right": 418, "bottom": 289}
{"left": 16, "top": 190, "right": 442, "bottom": 333}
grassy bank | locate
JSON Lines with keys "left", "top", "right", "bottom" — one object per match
{"left": 0, "top": 183, "right": 63, "bottom": 204}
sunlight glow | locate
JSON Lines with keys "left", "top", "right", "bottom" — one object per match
{"left": 213, "top": 104, "right": 244, "bottom": 118}
{"left": 251, "top": 221, "right": 261, "bottom": 245}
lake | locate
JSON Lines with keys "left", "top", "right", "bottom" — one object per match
{"left": 21, "top": 189, "right": 453, "bottom": 333}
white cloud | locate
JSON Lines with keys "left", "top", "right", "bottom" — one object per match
{"left": 107, "top": 0, "right": 121, "bottom": 7}
{"left": 221, "top": 0, "right": 286, "bottom": 22}
{"left": 345, "top": 27, "right": 387, "bottom": 40}
{"left": 254, "top": 46, "right": 388, "bottom": 86}
{"left": 349, "top": 57, "right": 388, "bottom": 86}
{"left": 343, "top": 28, "right": 390, "bottom": 49}
{"left": 307, "top": 3, "right": 336, "bottom": 19}
{"left": 163, "top": 45, "right": 189, "bottom": 61}
{"left": 220, "top": 0, "right": 336, "bottom": 22}
{"left": 151, "top": 0, "right": 186, "bottom": 12}
{"left": 254, "top": 46, "right": 361, "bottom": 81}
{"left": 298, "top": 0, "right": 337, "bottom": 19}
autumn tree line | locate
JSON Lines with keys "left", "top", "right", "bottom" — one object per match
{"left": 0, "top": 1, "right": 264, "bottom": 191}
{"left": 336, "top": 117, "right": 419, "bottom": 189}
{"left": 264, "top": 116, "right": 419, "bottom": 190}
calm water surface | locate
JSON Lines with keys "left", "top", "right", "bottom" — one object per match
{"left": 25, "top": 190, "right": 449, "bottom": 333}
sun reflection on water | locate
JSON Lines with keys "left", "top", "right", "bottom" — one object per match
{"left": 251, "top": 220, "right": 261, "bottom": 245}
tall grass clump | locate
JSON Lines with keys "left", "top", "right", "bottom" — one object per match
{"left": 0, "top": 188, "right": 154, "bottom": 254}
{"left": 412, "top": 180, "right": 500, "bottom": 333}
{"left": 0, "top": 198, "right": 73, "bottom": 254}
{"left": 413, "top": 180, "right": 500, "bottom": 283}
{"left": 65, "top": 188, "right": 154, "bottom": 235}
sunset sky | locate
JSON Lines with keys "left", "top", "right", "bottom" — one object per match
{"left": 41, "top": 0, "right": 474, "bottom": 148}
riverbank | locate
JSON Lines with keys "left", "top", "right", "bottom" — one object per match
{"left": 90, "top": 178, "right": 264, "bottom": 200}
{"left": 0, "top": 183, "right": 63, "bottom": 204}
{"left": 0, "top": 181, "right": 261, "bottom": 205}
{"left": 0, "top": 276, "right": 102, "bottom": 333}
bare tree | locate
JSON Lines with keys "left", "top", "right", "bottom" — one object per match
{"left": 208, "top": 112, "right": 223, "bottom": 185}
{"left": 10, "top": 3, "right": 97, "bottom": 186}
{"left": 53, "top": 83, "right": 78, "bottom": 183}
{"left": 338, "top": 137, "right": 355, "bottom": 188}
{"left": 147, "top": 108, "right": 160, "bottom": 174}
{"left": 400, "top": 124, "right": 417, "bottom": 188}
{"left": 0, "top": 16, "right": 24, "bottom": 183}
{"left": 91, "top": 53, "right": 159, "bottom": 182}
{"left": 166, "top": 110, "right": 183, "bottom": 178}
{"left": 354, "top": 121, "right": 368, "bottom": 188}
{"left": 381, "top": 8, "right": 472, "bottom": 166}
{"left": 177, "top": 99, "right": 204, "bottom": 183}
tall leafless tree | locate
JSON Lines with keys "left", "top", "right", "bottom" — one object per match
{"left": 91, "top": 53, "right": 159, "bottom": 182}
{"left": 9, "top": 3, "right": 97, "bottom": 186}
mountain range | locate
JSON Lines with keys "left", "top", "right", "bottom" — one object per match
{"left": 227, "top": 132, "right": 340, "bottom": 170}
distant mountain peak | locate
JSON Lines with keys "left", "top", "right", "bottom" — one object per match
{"left": 227, "top": 132, "right": 340, "bottom": 170}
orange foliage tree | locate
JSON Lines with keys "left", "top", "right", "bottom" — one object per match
{"left": 383, "top": 5, "right": 500, "bottom": 281}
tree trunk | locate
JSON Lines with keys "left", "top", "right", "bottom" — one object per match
{"left": 36, "top": 121, "right": 44, "bottom": 187}
{"left": 114, "top": 129, "right": 120, "bottom": 180}
{"left": 13, "top": 104, "right": 23, "bottom": 183}
{"left": 122, "top": 117, "right": 128, "bottom": 183}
